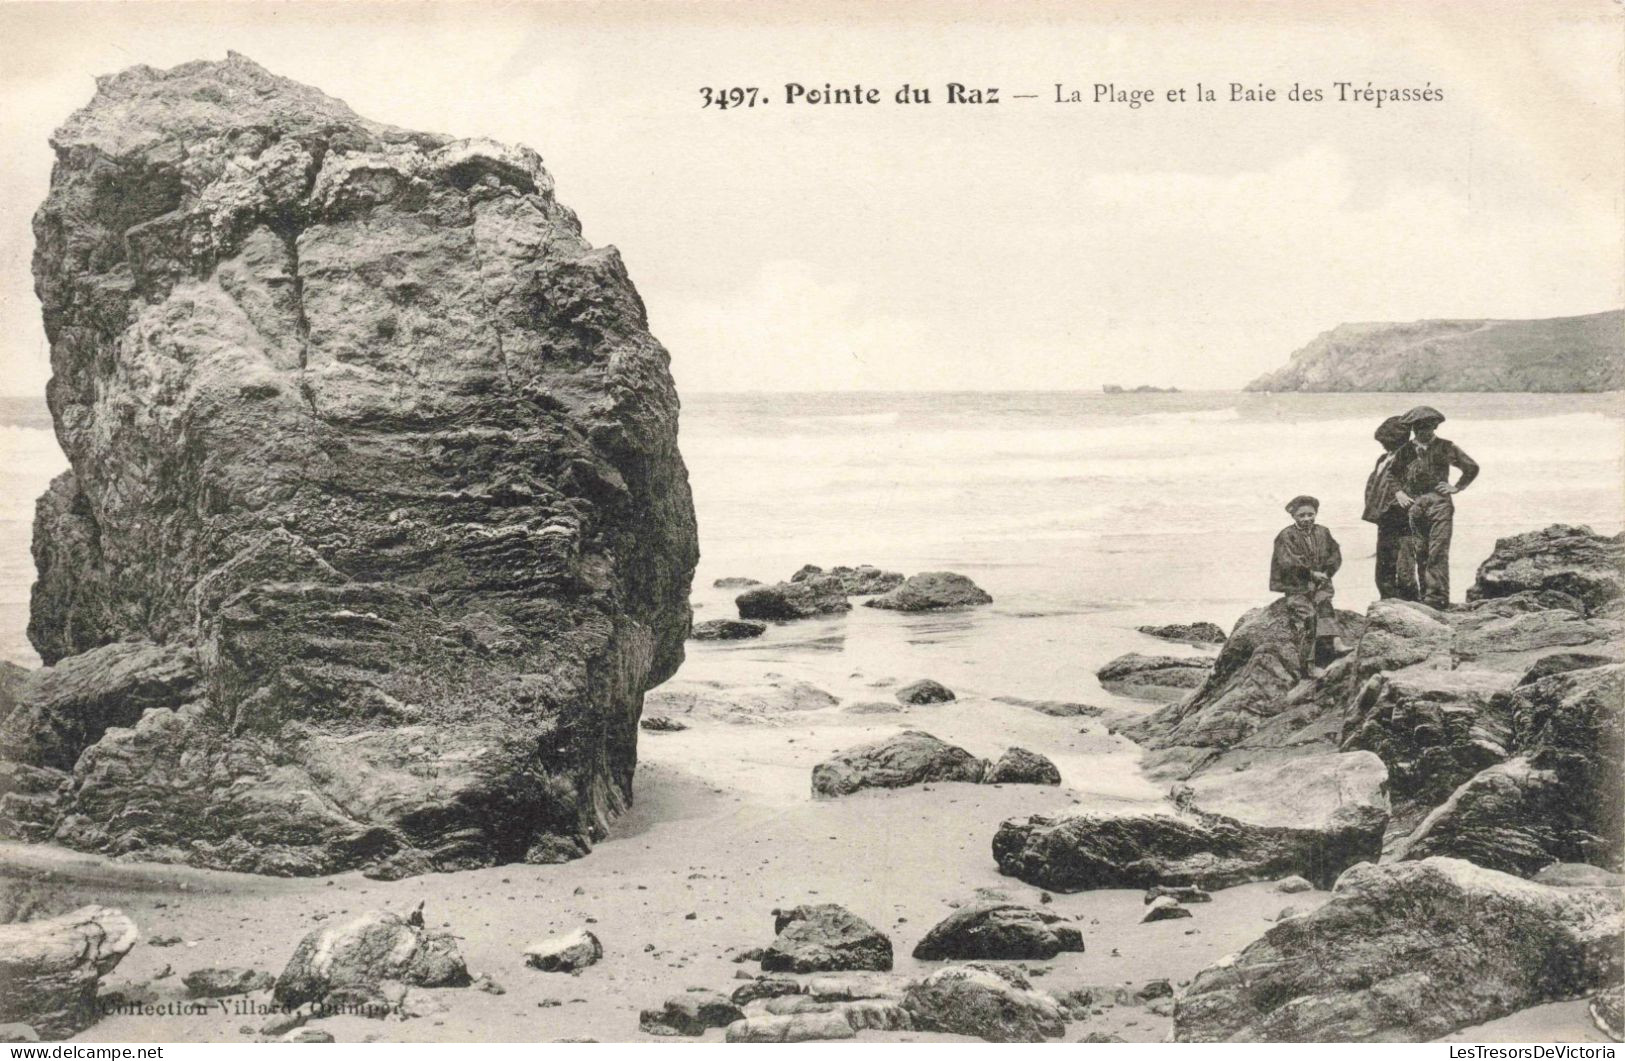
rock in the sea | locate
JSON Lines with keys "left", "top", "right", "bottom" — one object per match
{"left": 638, "top": 716, "right": 687, "bottom": 733}
{"left": 689, "top": 619, "right": 766, "bottom": 641}
{"left": 14, "top": 54, "right": 698, "bottom": 875}
{"left": 735, "top": 578, "right": 851, "bottom": 621}
{"left": 275, "top": 910, "right": 469, "bottom": 1008}
{"left": 912, "top": 902, "right": 1083, "bottom": 961}
{"left": 1141, "top": 896, "right": 1192, "bottom": 922}
{"left": 760, "top": 904, "right": 893, "bottom": 973}
{"left": 1393, "top": 663, "right": 1623, "bottom": 876}
{"left": 993, "top": 752, "right": 1388, "bottom": 891}
{"left": 1174, "top": 857, "right": 1624, "bottom": 1042}
{"left": 811, "top": 731, "right": 988, "bottom": 797}
{"left": 183, "top": 967, "right": 276, "bottom": 998}
{"left": 901, "top": 962, "right": 1066, "bottom": 1042}
{"left": 863, "top": 572, "right": 992, "bottom": 612}
{"left": 894, "top": 679, "right": 955, "bottom": 705}
{"left": 983, "top": 747, "right": 1061, "bottom": 786}
{"left": 1138, "top": 622, "right": 1227, "bottom": 646}
{"left": 790, "top": 565, "right": 905, "bottom": 595}
{"left": 0, "top": 906, "right": 138, "bottom": 1040}
{"left": 638, "top": 991, "right": 743, "bottom": 1036}
{"left": 713, "top": 577, "right": 762, "bottom": 589}
{"left": 1095, "top": 653, "right": 1214, "bottom": 703}
{"left": 1468, "top": 525, "right": 1625, "bottom": 615}
{"left": 523, "top": 928, "right": 603, "bottom": 973}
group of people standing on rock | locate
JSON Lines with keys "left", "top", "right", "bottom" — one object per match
{"left": 1269, "top": 405, "right": 1481, "bottom": 676}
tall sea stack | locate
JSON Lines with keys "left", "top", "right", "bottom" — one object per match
{"left": 6, "top": 54, "right": 698, "bottom": 875}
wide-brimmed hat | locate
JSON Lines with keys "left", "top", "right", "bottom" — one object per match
{"left": 1374, "top": 415, "right": 1410, "bottom": 445}
{"left": 1400, "top": 405, "right": 1446, "bottom": 427}
{"left": 1285, "top": 495, "right": 1320, "bottom": 514}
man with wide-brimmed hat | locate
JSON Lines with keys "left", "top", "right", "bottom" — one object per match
{"left": 1362, "top": 414, "right": 1418, "bottom": 600}
{"left": 1393, "top": 406, "right": 1480, "bottom": 608}
{"left": 1270, "top": 495, "right": 1346, "bottom": 676}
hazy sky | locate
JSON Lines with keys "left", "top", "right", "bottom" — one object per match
{"left": 1, "top": 1, "right": 1619, "bottom": 394}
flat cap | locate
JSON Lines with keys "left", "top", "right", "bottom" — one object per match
{"left": 1400, "top": 405, "right": 1446, "bottom": 427}
{"left": 1285, "top": 495, "right": 1320, "bottom": 514}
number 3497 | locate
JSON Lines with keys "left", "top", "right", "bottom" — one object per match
{"left": 700, "top": 87, "right": 763, "bottom": 109}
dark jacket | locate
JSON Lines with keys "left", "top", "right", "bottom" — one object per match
{"left": 1270, "top": 524, "right": 1341, "bottom": 595}
{"left": 1395, "top": 437, "right": 1479, "bottom": 498}
{"left": 1362, "top": 448, "right": 1410, "bottom": 524}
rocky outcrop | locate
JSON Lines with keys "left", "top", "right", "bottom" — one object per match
{"left": 901, "top": 963, "right": 1066, "bottom": 1042}
{"left": 735, "top": 578, "right": 851, "bottom": 620}
{"left": 1468, "top": 525, "right": 1625, "bottom": 615}
{"left": 992, "top": 752, "right": 1388, "bottom": 891}
{"left": 689, "top": 619, "right": 765, "bottom": 641}
{"left": 1392, "top": 663, "right": 1623, "bottom": 875}
{"left": 863, "top": 572, "right": 992, "bottom": 611}
{"left": 760, "top": 905, "right": 893, "bottom": 973}
{"left": 12, "top": 54, "right": 697, "bottom": 875}
{"left": 0, "top": 906, "right": 138, "bottom": 1040}
{"left": 811, "top": 732, "right": 987, "bottom": 797}
{"left": 1174, "top": 858, "right": 1624, "bottom": 1041}
{"left": 274, "top": 910, "right": 470, "bottom": 1008}
{"left": 911, "top": 902, "right": 1083, "bottom": 960}
{"left": 789, "top": 565, "right": 904, "bottom": 595}
{"left": 643, "top": 677, "right": 838, "bottom": 725}
{"left": 1138, "top": 622, "right": 1227, "bottom": 646}
{"left": 1243, "top": 310, "right": 1625, "bottom": 393}
{"left": 1096, "top": 653, "right": 1213, "bottom": 702}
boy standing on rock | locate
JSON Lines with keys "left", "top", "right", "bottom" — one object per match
{"left": 1270, "top": 496, "right": 1346, "bottom": 677}
{"left": 1362, "top": 415, "right": 1418, "bottom": 601}
{"left": 1393, "top": 406, "right": 1480, "bottom": 609}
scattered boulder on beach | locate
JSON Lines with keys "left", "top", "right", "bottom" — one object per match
{"left": 983, "top": 748, "right": 1061, "bottom": 786}
{"left": 1145, "top": 884, "right": 1211, "bottom": 904}
{"left": 894, "top": 679, "right": 955, "bottom": 705}
{"left": 713, "top": 577, "right": 763, "bottom": 589}
{"left": 638, "top": 991, "right": 744, "bottom": 1036}
{"left": 275, "top": 910, "right": 470, "bottom": 1008}
{"left": 1138, "top": 622, "right": 1227, "bottom": 646}
{"left": 1141, "top": 896, "right": 1192, "bottom": 922}
{"left": 991, "top": 695, "right": 1104, "bottom": 718}
{"left": 736, "top": 578, "right": 852, "bottom": 620}
{"left": 1467, "top": 525, "right": 1624, "bottom": 615}
{"left": 760, "top": 904, "right": 893, "bottom": 973}
{"left": 1174, "top": 857, "right": 1624, "bottom": 1042}
{"left": 790, "top": 565, "right": 905, "bottom": 595}
{"left": 689, "top": 619, "right": 767, "bottom": 641}
{"left": 1095, "top": 654, "right": 1214, "bottom": 703}
{"left": 730, "top": 976, "right": 802, "bottom": 1005}
{"left": 911, "top": 902, "right": 1084, "bottom": 961}
{"left": 842, "top": 701, "right": 903, "bottom": 715}
{"left": 0, "top": 905, "right": 137, "bottom": 1040}
{"left": 812, "top": 731, "right": 988, "bottom": 797}
{"left": 1274, "top": 876, "right": 1314, "bottom": 894}
{"left": 639, "top": 716, "right": 688, "bottom": 733}
{"left": 902, "top": 962, "right": 1066, "bottom": 1042}
{"left": 523, "top": 928, "right": 603, "bottom": 973}
{"left": 993, "top": 752, "right": 1389, "bottom": 891}
{"left": 182, "top": 967, "right": 275, "bottom": 998}
{"left": 725, "top": 1012, "right": 858, "bottom": 1042}
{"left": 863, "top": 572, "right": 993, "bottom": 612}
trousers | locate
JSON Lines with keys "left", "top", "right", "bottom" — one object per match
{"left": 1375, "top": 509, "right": 1419, "bottom": 601}
{"left": 1407, "top": 493, "right": 1454, "bottom": 608}
{"left": 1283, "top": 587, "right": 1338, "bottom": 675}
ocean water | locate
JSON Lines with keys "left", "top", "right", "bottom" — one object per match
{"left": 2, "top": 392, "right": 1621, "bottom": 712}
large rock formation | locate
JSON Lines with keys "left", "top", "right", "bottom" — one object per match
{"left": 0, "top": 906, "right": 138, "bottom": 1040}
{"left": 8, "top": 54, "right": 697, "bottom": 874}
{"left": 1244, "top": 310, "right": 1625, "bottom": 393}
{"left": 1174, "top": 858, "right": 1624, "bottom": 1041}
{"left": 992, "top": 752, "right": 1389, "bottom": 891}
{"left": 1468, "top": 525, "right": 1625, "bottom": 615}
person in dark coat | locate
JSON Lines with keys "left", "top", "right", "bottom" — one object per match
{"left": 1393, "top": 406, "right": 1479, "bottom": 609}
{"left": 1270, "top": 495, "right": 1345, "bottom": 676}
{"left": 1362, "top": 415, "right": 1418, "bottom": 600}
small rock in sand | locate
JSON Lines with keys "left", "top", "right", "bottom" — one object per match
{"left": 1275, "top": 876, "right": 1314, "bottom": 894}
{"left": 282, "top": 1028, "right": 335, "bottom": 1043}
{"left": 983, "top": 748, "right": 1061, "bottom": 786}
{"left": 1141, "top": 897, "right": 1192, "bottom": 923}
{"left": 183, "top": 967, "right": 275, "bottom": 998}
{"left": 689, "top": 619, "right": 767, "bottom": 641}
{"left": 1145, "top": 884, "right": 1212, "bottom": 905}
{"left": 761, "top": 904, "right": 893, "bottom": 973}
{"left": 1137, "top": 979, "right": 1173, "bottom": 1000}
{"left": 713, "top": 577, "right": 762, "bottom": 589}
{"left": 638, "top": 991, "right": 744, "bottom": 1036}
{"left": 730, "top": 976, "right": 802, "bottom": 1005}
{"left": 640, "top": 716, "right": 688, "bottom": 733}
{"left": 523, "top": 929, "right": 603, "bottom": 973}
{"left": 895, "top": 679, "right": 956, "bottom": 705}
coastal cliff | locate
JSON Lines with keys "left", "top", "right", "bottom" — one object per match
{"left": 3, "top": 54, "right": 698, "bottom": 876}
{"left": 1245, "top": 310, "right": 1624, "bottom": 392}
